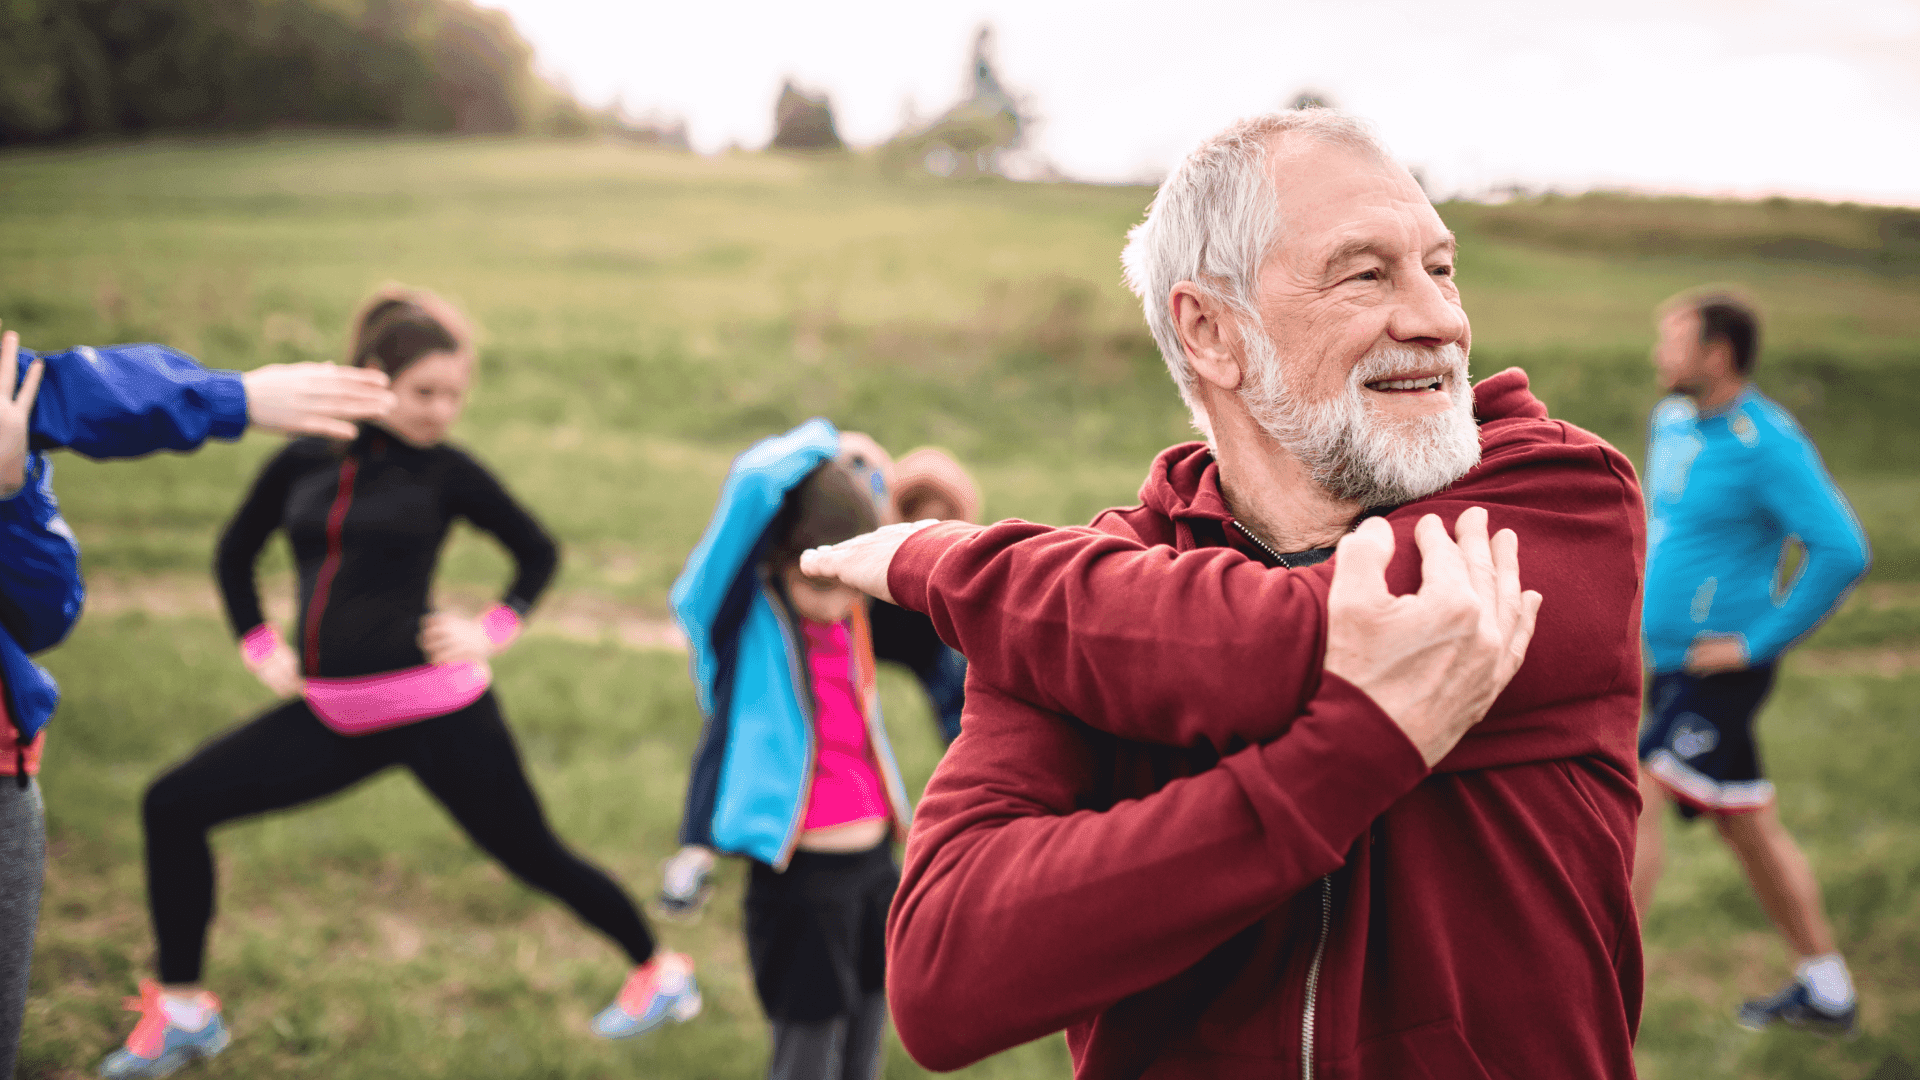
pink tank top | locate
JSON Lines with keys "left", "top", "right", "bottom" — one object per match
{"left": 800, "top": 620, "right": 887, "bottom": 830}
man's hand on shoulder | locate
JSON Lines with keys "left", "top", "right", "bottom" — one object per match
{"left": 1324, "top": 509, "right": 1543, "bottom": 767}
{"left": 799, "top": 519, "right": 943, "bottom": 605}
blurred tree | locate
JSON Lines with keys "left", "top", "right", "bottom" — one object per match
{"left": 0, "top": 0, "right": 592, "bottom": 144}
{"left": 769, "top": 78, "right": 842, "bottom": 151}
{"left": 884, "top": 25, "right": 1028, "bottom": 178}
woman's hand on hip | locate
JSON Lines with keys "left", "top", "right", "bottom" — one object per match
{"left": 419, "top": 612, "right": 494, "bottom": 665}
{"left": 244, "top": 639, "right": 305, "bottom": 698}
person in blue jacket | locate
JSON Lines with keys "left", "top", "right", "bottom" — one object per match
{"left": 1630, "top": 291, "right": 1871, "bottom": 1038}
{"left": 661, "top": 419, "right": 914, "bottom": 1080}
{"left": 0, "top": 321, "right": 393, "bottom": 1078}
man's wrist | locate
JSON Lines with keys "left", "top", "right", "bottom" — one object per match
{"left": 885, "top": 520, "right": 981, "bottom": 614}
{"left": 0, "top": 453, "right": 39, "bottom": 501}
{"left": 208, "top": 371, "right": 250, "bottom": 439}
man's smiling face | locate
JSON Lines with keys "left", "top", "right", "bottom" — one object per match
{"left": 1232, "top": 138, "right": 1480, "bottom": 507}
{"left": 1250, "top": 139, "right": 1471, "bottom": 420}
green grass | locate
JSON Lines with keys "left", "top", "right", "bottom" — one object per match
{"left": 24, "top": 614, "right": 1073, "bottom": 1080}
{"left": 2, "top": 134, "right": 1918, "bottom": 1078}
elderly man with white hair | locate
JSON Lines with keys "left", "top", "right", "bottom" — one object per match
{"left": 805, "top": 110, "right": 1646, "bottom": 1079}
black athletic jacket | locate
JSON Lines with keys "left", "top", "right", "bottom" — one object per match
{"left": 216, "top": 429, "right": 557, "bottom": 678}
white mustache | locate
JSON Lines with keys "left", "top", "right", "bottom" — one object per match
{"left": 1348, "top": 342, "right": 1468, "bottom": 388}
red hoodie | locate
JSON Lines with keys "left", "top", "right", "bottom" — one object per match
{"left": 884, "top": 369, "right": 1646, "bottom": 1079}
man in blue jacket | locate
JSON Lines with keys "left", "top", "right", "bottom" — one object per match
{"left": 0, "top": 322, "right": 393, "bottom": 1077}
{"left": 1630, "top": 291, "right": 1870, "bottom": 1037}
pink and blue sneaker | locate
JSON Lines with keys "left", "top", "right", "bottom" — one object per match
{"left": 592, "top": 952, "right": 701, "bottom": 1038}
{"left": 98, "top": 981, "right": 230, "bottom": 1078}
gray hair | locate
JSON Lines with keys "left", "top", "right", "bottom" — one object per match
{"left": 1121, "top": 110, "right": 1391, "bottom": 438}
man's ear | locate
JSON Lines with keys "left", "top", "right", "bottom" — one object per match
{"left": 1171, "top": 282, "right": 1246, "bottom": 392}
{"left": 1703, "top": 337, "right": 1739, "bottom": 380}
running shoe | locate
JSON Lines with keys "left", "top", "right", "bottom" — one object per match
{"left": 592, "top": 952, "right": 702, "bottom": 1039}
{"left": 99, "top": 981, "right": 230, "bottom": 1078}
{"left": 657, "top": 846, "right": 715, "bottom": 919}
{"left": 1737, "top": 979, "right": 1859, "bottom": 1038}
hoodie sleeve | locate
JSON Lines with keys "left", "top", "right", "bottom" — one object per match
{"left": 888, "top": 428, "right": 1646, "bottom": 761}
{"left": 888, "top": 673, "right": 1428, "bottom": 1070}
{"left": 889, "top": 520, "right": 1328, "bottom": 749}
{"left": 0, "top": 454, "right": 84, "bottom": 654}
{"left": 25, "top": 344, "right": 248, "bottom": 459}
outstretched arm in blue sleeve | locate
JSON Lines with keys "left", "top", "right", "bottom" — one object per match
{"left": 1743, "top": 424, "right": 1870, "bottom": 663}
{"left": 22, "top": 344, "right": 249, "bottom": 459}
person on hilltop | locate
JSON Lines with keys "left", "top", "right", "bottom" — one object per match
{"left": 97, "top": 288, "right": 698, "bottom": 1080}
{"left": 800, "top": 109, "right": 1648, "bottom": 1078}
{"left": 665, "top": 420, "right": 914, "bottom": 1080}
{"left": 0, "top": 320, "right": 394, "bottom": 1080}
{"left": 1633, "top": 289, "right": 1869, "bottom": 1036}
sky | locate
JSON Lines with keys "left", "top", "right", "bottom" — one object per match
{"left": 490, "top": 0, "right": 1920, "bottom": 204}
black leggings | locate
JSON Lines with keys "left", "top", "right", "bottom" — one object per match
{"left": 142, "top": 691, "right": 655, "bottom": 983}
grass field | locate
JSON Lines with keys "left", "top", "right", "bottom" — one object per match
{"left": 1, "top": 134, "right": 1917, "bottom": 1079}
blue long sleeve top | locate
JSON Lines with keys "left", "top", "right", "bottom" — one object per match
{"left": 1641, "top": 386, "right": 1869, "bottom": 673}
{"left": 2, "top": 344, "right": 249, "bottom": 745}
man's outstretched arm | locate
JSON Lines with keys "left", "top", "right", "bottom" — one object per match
{"left": 804, "top": 436, "right": 1631, "bottom": 754}
{"left": 6, "top": 323, "right": 394, "bottom": 458}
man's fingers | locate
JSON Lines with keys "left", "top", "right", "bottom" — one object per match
{"left": 327, "top": 364, "right": 391, "bottom": 390}
{"left": 16, "top": 359, "right": 45, "bottom": 413}
{"left": 1491, "top": 526, "right": 1522, "bottom": 634}
{"left": 1411, "top": 512, "right": 1470, "bottom": 601}
{"left": 1507, "top": 589, "right": 1544, "bottom": 674}
{"left": 314, "top": 373, "right": 398, "bottom": 419}
{"left": 0, "top": 329, "right": 16, "bottom": 398}
{"left": 1453, "top": 508, "right": 1495, "bottom": 605}
{"left": 796, "top": 545, "right": 834, "bottom": 580}
{"left": 1330, "top": 515, "right": 1396, "bottom": 606}
{"left": 295, "top": 416, "right": 361, "bottom": 440}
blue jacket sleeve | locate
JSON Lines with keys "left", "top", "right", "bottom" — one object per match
{"left": 1744, "top": 414, "right": 1870, "bottom": 663}
{"left": 0, "top": 453, "right": 84, "bottom": 655}
{"left": 22, "top": 344, "right": 248, "bottom": 459}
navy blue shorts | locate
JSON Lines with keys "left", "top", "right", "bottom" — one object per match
{"left": 1638, "top": 665, "right": 1778, "bottom": 819}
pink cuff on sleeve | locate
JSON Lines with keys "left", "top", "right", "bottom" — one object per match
{"left": 241, "top": 624, "right": 281, "bottom": 665}
{"left": 480, "top": 605, "right": 522, "bottom": 650}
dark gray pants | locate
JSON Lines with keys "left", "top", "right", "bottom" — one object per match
{"left": 0, "top": 778, "right": 45, "bottom": 1080}
{"left": 767, "top": 991, "right": 886, "bottom": 1080}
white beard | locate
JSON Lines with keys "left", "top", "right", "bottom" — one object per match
{"left": 1239, "top": 335, "right": 1481, "bottom": 508}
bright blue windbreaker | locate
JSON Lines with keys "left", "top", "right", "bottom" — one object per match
{"left": 671, "top": 419, "right": 912, "bottom": 870}
{"left": 3, "top": 344, "right": 249, "bottom": 744}
{"left": 1642, "top": 386, "right": 1869, "bottom": 673}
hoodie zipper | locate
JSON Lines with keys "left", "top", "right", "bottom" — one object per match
{"left": 303, "top": 456, "right": 360, "bottom": 676}
{"left": 1232, "top": 517, "right": 1336, "bottom": 1076}
{"left": 1301, "top": 875, "right": 1333, "bottom": 1079}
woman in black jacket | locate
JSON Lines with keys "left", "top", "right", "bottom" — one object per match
{"left": 100, "top": 289, "right": 697, "bottom": 1080}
